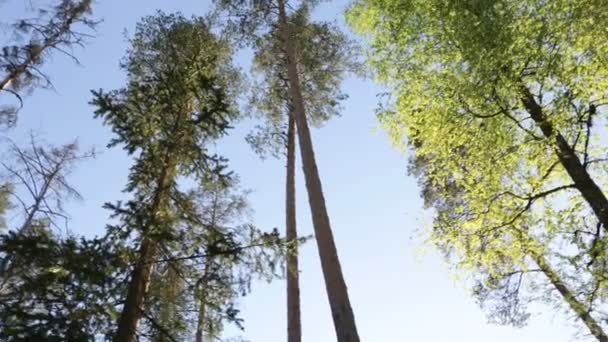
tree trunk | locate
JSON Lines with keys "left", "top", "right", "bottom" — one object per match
{"left": 115, "top": 236, "right": 158, "bottom": 342}
{"left": 115, "top": 160, "right": 175, "bottom": 342}
{"left": 285, "top": 111, "right": 301, "bottom": 342}
{"left": 529, "top": 251, "right": 608, "bottom": 341}
{"left": 520, "top": 85, "right": 608, "bottom": 230}
{"left": 195, "top": 280, "right": 207, "bottom": 342}
{"left": 276, "top": 2, "right": 360, "bottom": 341}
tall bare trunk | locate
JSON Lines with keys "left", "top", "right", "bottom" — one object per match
{"left": 520, "top": 85, "right": 608, "bottom": 229}
{"left": 286, "top": 112, "right": 301, "bottom": 342}
{"left": 276, "top": 2, "right": 360, "bottom": 341}
{"left": 529, "top": 251, "right": 608, "bottom": 341}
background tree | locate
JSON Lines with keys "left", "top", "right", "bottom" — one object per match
{"left": 247, "top": 5, "right": 358, "bottom": 342}
{"left": 0, "top": 0, "right": 95, "bottom": 126}
{"left": 0, "top": 138, "right": 122, "bottom": 341}
{"left": 0, "top": 136, "right": 94, "bottom": 271}
{"left": 216, "top": 0, "right": 361, "bottom": 339}
{"left": 143, "top": 175, "right": 285, "bottom": 342}
{"left": 349, "top": 0, "right": 608, "bottom": 340}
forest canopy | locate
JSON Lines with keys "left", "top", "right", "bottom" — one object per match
{"left": 1, "top": 0, "right": 607, "bottom": 341}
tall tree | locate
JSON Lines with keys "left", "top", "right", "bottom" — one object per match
{"left": 247, "top": 6, "right": 358, "bottom": 342}
{"left": 217, "top": 0, "right": 361, "bottom": 339}
{"left": 275, "top": 2, "right": 360, "bottom": 339}
{"left": 349, "top": 0, "right": 608, "bottom": 340}
{"left": 0, "top": 0, "right": 95, "bottom": 126}
{"left": 90, "top": 12, "right": 238, "bottom": 341}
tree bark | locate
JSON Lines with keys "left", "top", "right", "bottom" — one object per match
{"left": 276, "top": 2, "right": 360, "bottom": 341}
{"left": 195, "top": 275, "right": 208, "bottom": 342}
{"left": 285, "top": 111, "right": 301, "bottom": 342}
{"left": 520, "top": 85, "right": 608, "bottom": 230}
{"left": 115, "top": 236, "right": 158, "bottom": 342}
{"left": 115, "top": 158, "right": 175, "bottom": 342}
{"left": 529, "top": 251, "right": 608, "bottom": 341}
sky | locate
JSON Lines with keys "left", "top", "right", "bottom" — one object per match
{"left": 0, "top": 0, "right": 589, "bottom": 341}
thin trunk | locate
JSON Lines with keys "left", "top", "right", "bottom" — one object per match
{"left": 520, "top": 85, "right": 608, "bottom": 229}
{"left": 18, "top": 165, "right": 61, "bottom": 233}
{"left": 197, "top": 184, "right": 219, "bottom": 342}
{"left": 276, "top": 2, "right": 360, "bottom": 341}
{"left": 529, "top": 251, "right": 608, "bottom": 341}
{"left": 286, "top": 111, "right": 301, "bottom": 342}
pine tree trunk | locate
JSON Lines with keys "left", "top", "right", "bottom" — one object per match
{"left": 286, "top": 111, "right": 301, "bottom": 342}
{"left": 520, "top": 85, "right": 608, "bottom": 229}
{"left": 529, "top": 251, "right": 608, "bottom": 341}
{"left": 276, "top": 2, "right": 360, "bottom": 341}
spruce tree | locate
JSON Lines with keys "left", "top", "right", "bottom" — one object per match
{"left": 91, "top": 12, "right": 237, "bottom": 341}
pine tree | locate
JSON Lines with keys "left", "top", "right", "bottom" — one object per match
{"left": 246, "top": 6, "right": 358, "bottom": 342}
{"left": 216, "top": 1, "right": 361, "bottom": 340}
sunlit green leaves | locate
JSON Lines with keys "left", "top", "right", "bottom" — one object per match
{"left": 349, "top": 0, "right": 608, "bottom": 332}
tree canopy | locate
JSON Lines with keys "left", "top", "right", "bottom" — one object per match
{"left": 349, "top": 0, "right": 608, "bottom": 338}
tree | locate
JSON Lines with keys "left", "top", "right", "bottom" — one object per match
{"left": 142, "top": 175, "right": 285, "bottom": 342}
{"left": 0, "top": 228, "right": 127, "bottom": 341}
{"left": 0, "top": 136, "right": 94, "bottom": 271}
{"left": 216, "top": 0, "right": 361, "bottom": 340}
{"left": 0, "top": 0, "right": 95, "bottom": 126}
{"left": 247, "top": 6, "right": 358, "bottom": 342}
{"left": 0, "top": 139, "right": 120, "bottom": 341}
{"left": 349, "top": 0, "right": 608, "bottom": 340}
{"left": 188, "top": 176, "right": 284, "bottom": 342}
{"left": 90, "top": 12, "right": 239, "bottom": 341}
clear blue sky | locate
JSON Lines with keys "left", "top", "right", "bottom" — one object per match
{"left": 3, "top": 0, "right": 586, "bottom": 341}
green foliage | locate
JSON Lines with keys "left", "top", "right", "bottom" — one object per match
{"left": 91, "top": 12, "right": 285, "bottom": 340}
{"left": 349, "top": 0, "right": 608, "bottom": 333}
{"left": 247, "top": 4, "right": 360, "bottom": 158}
{"left": 0, "top": 222, "right": 128, "bottom": 341}
{"left": 145, "top": 176, "right": 285, "bottom": 341}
